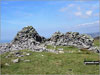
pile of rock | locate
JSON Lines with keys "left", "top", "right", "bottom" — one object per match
{"left": 0, "top": 26, "right": 47, "bottom": 54}
{"left": 46, "top": 32, "right": 99, "bottom": 53}
{"left": 11, "top": 26, "right": 46, "bottom": 50}
{"left": 0, "top": 26, "right": 99, "bottom": 54}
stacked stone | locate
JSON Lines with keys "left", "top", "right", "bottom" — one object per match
{"left": 0, "top": 26, "right": 46, "bottom": 54}
{"left": 47, "top": 32, "right": 99, "bottom": 53}
{"left": 0, "top": 26, "right": 99, "bottom": 54}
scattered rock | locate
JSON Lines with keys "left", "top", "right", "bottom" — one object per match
{"left": 0, "top": 26, "right": 99, "bottom": 54}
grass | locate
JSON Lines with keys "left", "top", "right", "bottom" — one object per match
{"left": 94, "top": 39, "right": 99, "bottom": 47}
{"left": 0, "top": 39, "right": 99, "bottom": 74}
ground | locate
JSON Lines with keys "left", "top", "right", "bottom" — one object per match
{"left": 0, "top": 39, "right": 99, "bottom": 74}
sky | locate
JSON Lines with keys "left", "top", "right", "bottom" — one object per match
{"left": 1, "top": 1, "right": 99, "bottom": 42}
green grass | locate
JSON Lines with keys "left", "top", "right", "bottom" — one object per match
{"left": 0, "top": 39, "right": 99, "bottom": 74}
{"left": 94, "top": 39, "right": 99, "bottom": 47}
{"left": 1, "top": 49, "right": 99, "bottom": 74}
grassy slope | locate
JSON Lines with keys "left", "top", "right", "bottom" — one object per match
{"left": 0, "top": 39, "right": 99, "bottom": 74}
{"left": 94, "top": 39, "right": 99, "bottom": 47}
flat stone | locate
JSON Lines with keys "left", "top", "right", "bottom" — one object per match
{"left": 24, "top": 60, "right": 30, "bottom": 62}
{"left": 26, "top": 53, "right": 30, "bottom": 56}
{"left": 5, "top": 63, "right": 10, "bottom": 66}
{"left": 12, "top": 58, "right": 20, "bottom": 63}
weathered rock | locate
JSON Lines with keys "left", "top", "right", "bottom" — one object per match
{"left": 88, "top": 46, "right": 100, "bottom": 53}
{"left": 0, "top": 26, "right": 99, "bottom": 54}
{"left": 10, "top": 26, "right": 46, "bottom": 51}
{"left": 47, "top": 32, "right": 94, "bottom": 49}
{"left": 0, "top": 43, "right": 11, "bottom": 54}
{"left": 24, "top": 60, "right": 30, "bottom": 62}
{"left": 0, "top": 26, "right": 47, "bottom": 54}
{"left": 5, "top": 63, "right": 10, "bottom": 66}
{"left": 58, "top": 51, "right": 64, "bottom": 54}
{"left": 26, "top": 53, "right": 30, "bottom": 56}
{"left": 12, "top": 58, "right": 20, "bottom": 63}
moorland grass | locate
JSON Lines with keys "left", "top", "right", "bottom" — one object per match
{"left": 0, "top": 39, "right": 99, "bottom": 74}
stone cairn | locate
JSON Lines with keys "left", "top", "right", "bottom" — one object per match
{"left": 0, "top": 26, "right": 99, "bottom": 54}
{"left": 46, "top": 31, "right": 100, "bottom": 53}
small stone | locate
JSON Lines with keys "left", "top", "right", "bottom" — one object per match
{"left": 18, "top": 55, "right": 24, "bottom": 57}
{"left": 58, "top": 51, "right": 64, "bottom": 53}
{"left": 5, "top": 63, "right": 10, "bottom": 66}
{"left": 15, "top": 52, "right": 20, "bottom": 55}
{"left": 26, "top": 53, "right": 30, "bottom": 56}
{"left": 5, "top": 56, "right": 9, "bottom": 58}
{"left": 12, "top": 58, "right": 20, "bottom": 63}
{"left": 41, "top": 54, "right": 44, "bottom": 56}
{"left": 24, "top": 60, "right": 30, "bottom": 62}
{"left": 58, "top": 48, "right": 63, "bottom": 51}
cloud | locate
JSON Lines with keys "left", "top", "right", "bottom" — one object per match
{"left": 59, "top": 7, "right": 67, "bottom": 12}
{"left": 59, "top": 2, "right": 99, "bottom": 19}
{"left": 68, "top": 4, "right": 75, "bottom": 7}
{"left": 77, "top": 20, "right": 99, "bottom": 27}
{"left": 74, "top": 10, "right": 94, "bottom": 18}
{"left": 67, "top": 20, "right": 99, "bottom": 33}
{"left": 74, "top": 11, "right": 82, "bottom": 16}
{"left": 59, "top": 4, "right": 75, "bottom": 12}
{"left": 86, "top": 10, "right": 93, "bottom": 16}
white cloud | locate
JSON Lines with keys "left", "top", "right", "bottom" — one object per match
{"left": 74, "top": 10, "right": 93, "bottom": 18}
{"left": 68, "top": 4, "right": 74, "bottom": 7}
{"left": 86, "top": 10, "right": 93, "bottom": 16}
{"left": 59, "top": 2, "right": 99, "bottom": 18}
{"left": 74, "top": 11, "right": 82, "bottom": 16}
{"left": 59, "top": 7, "right": 67, "bottom": 12}
{"left": 59, "top": 4, "right": 75, "bottom": 12}
{"left": 77, "top": 20, "right": 99, "bottom": 27}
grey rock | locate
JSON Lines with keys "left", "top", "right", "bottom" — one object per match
{"left": 5, "top": 63, "right": 10, "bottom": 66}
{"left": 24, "top": 60, "right": 30, "bottom": 62}
{"left": 88, "top": 47, "right": 100, "bottom": 53}
{"left": 0, "top": 26, "right": 98, "bottom": 54}
{"left": 12, "top": 58, "right": 20, "bottom": 63}
{"left": 26, "top": 53, "right": 30, "bottom": 56}
{"left": 47, "top": 32, "right": 94, "bottom": 49}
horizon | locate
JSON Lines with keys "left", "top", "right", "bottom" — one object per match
{"left": 1, "top": 1, "right": 99, "bottom": 42}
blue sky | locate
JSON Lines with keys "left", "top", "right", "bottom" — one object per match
{"left": 1, "top": 1, "right": 99, "bottom": 41}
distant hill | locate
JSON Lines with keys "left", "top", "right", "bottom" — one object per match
{"left": 87, "top": 32, "right": 100, "bottom": 38}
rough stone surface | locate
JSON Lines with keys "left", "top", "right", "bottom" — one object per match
{"left": 5, "top": 63, "right": 10, "bottom": 66}
{"left": 12, "top": 58, "right": 20, "bottom": 63}
{"left": 0, "top": 26, "right": 99, "bottom": 54}
{"left": 46, "top": 32, "right": 94, "bottom": 49}
{"left": 45, "top": 31, "right": 99, "bottom": 53}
